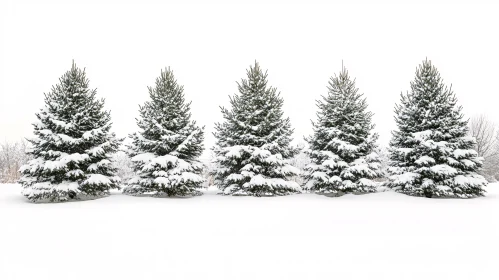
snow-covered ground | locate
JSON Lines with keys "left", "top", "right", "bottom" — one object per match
{"left": 1, "top": 184, "right": 498, "bottom": 280}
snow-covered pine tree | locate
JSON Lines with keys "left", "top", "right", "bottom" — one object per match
{"left": 212, "top": 61, "right": 301, "bottom": 196}
{"left": 123, "top": 67, "right": 205, "bottom": 197}
{"left": 387, "top": 59, "right": 487, "bottom": 198}
{"left": 19, "top": 62, "right": 121, "bottom": 202}
{"left": 304, "top": 65, "right": 382, "bottom": 196}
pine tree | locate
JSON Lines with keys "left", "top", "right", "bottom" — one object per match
{"left": 304, "top": 65, "right": 382, "bottom": 196}
{"left": 123, "top": 67, "right": 205, "bottom": 197}
{"left": 212, "top": 61, "right": 300, "bottom": 196}
{"left": 387, "top": 59, "right": 487, "bottom": 198}
{"left": 19, "top": 62, "right": 121, "bottom": 202}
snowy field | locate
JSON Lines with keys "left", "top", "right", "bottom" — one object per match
{"left": 1, "top": 184, "right": 498, "bottom": 280}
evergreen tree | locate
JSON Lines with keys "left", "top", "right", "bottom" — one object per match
{"left": 387, "top": 59, "right": 487, "bottom": 198}
{"left": 212, "top": 61, "right": 300, "bottom": 196}
{"left": 123, "top": 67, "right": 205, "bottom": 197}
{"left": 304, "top": 65, "right": 382, "bottom": 196}
{"left": 19, "top": 62, "right": 121, "bottom": 202}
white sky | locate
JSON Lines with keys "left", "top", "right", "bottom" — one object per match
{"left": 1, "top": 0, "right": 498, "bottom": 161}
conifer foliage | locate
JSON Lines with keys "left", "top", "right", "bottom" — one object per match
{"left": 20, "top": 62, "right": 121, "bottom": 202}
{"left": 387, "top": 59, "right": 487, "bottom": 198}
{"left": 123, "top": 68, "right": 205, "bottom": 197}
{"left": 304, "top": 66, "right": 382, "bottom": 196}
{"left": 212, "top": 62, "right": 300, "bottom": 196}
